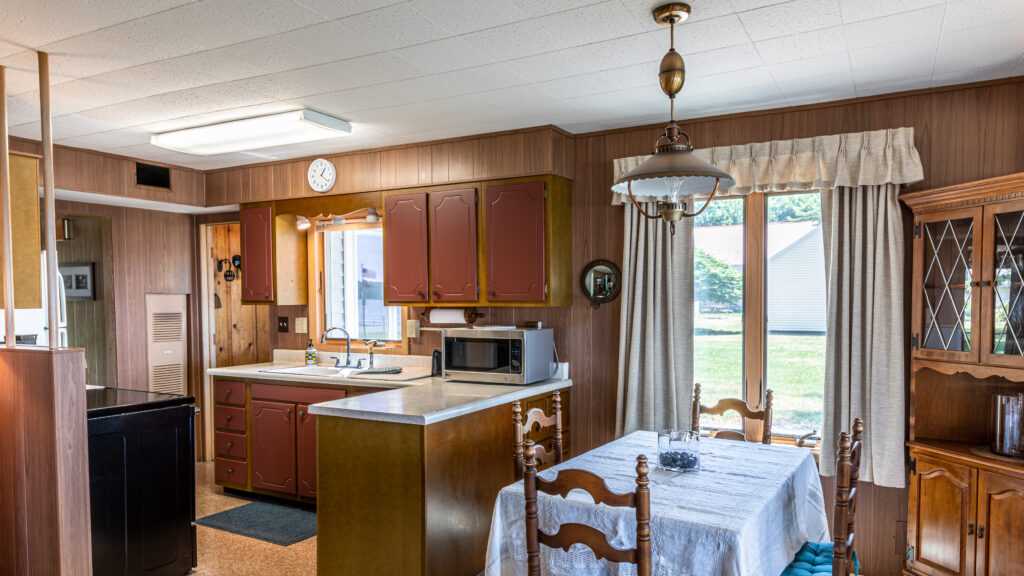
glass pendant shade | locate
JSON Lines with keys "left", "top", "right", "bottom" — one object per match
{"left": 611, "top": 144, "right": 736, "bottom": 201}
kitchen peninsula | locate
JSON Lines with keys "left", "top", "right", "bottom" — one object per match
{"left": 207, "top": 353, "right": 571, "bottom": 576}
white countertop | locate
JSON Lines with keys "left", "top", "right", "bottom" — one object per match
{"left": 207, "top": 353, "right": 572, "bottom": 425}
{"left": 307, "top": 377, "right": 572, "bottom": 425}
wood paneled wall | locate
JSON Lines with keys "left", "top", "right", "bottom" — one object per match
{"left": 204, "top": 126, "right": 575, "bottom": 206}
{"left": 56, "top": 200, "right": 194, "bottom": 391}
{"left": 56, "top": 214, "right": 117, "bottom": 388}
{"left": 10, "top": 137, "right": 205, "bottom": 206}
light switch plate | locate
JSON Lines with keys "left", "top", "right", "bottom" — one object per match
{"left": 295, "top": 317, "right": 308, "bottom": 334}
{"left": 277, "top": 317, "right": 289, "bottom": 333}
{"left": 407, "top": 318, "right": 420, "bottom": 338}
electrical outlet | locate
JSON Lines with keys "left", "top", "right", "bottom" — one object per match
{"left": 407, "top": 318, "right": 420, "bottom": 338}
{"left": 277, "top": 317, "right": 289, "bottom": 333}
{"left": 295, "top": 317, "right": 308, "bottom": 334}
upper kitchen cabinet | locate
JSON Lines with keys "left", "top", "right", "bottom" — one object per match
{"left": 239, "top": 205, "right": 308, "bottom": 305}
{"left": 429, "top": 188, "right": 478, "bottom": 302}
{"left": 384, "top": 193, "right": 429, "bottom": 303}
{"left": 382, "top": 175, "right": 571, "bottom": 308}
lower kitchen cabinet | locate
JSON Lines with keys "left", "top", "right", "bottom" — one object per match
{"left": 213, "top": 378, "right": 361, "bottom": 501}
{"left": 252, "top": 400, "right": 298, "bottom": 494}
{"left": 89, "top": 403, "right": 195, "bottom": 576}
{"left": 906, "top": 443, "right": 1024, "bottom": 576}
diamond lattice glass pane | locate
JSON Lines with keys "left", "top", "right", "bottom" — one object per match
{"left": 922, "top": 218, "right": 973, "bottom": 352}
{"left": 992, "top": 210, "right": 1024, "bottom": 355}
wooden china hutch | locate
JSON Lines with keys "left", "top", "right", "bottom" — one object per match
{"left": 902, "top": 172, "right": 1024, "bottom": 576}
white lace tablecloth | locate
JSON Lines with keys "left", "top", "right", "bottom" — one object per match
{"left": 484, "top": 431, "right": 829, "bottom": 576}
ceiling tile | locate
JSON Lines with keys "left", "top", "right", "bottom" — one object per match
{"left": 849, "top": 37, "right": 937, "bottom": 92}
{"left": 409, "top": 0, "right": 528, "bottom": 35}
{"left": 291, "top": 84, "right": 415, "bottom": 115}
{"left": 855, "top": 74, "right": 931, "bottom": 97}
{"left": 684, "top": 66, "right": 779, "bottom": 96}
{"left": 942, "top": 0, "right": 1024, "bottom": 32}
{"left": 338, "top": 3, "right": 451, "bottom": 51}
{"left": 0, "top": 0, "right": 193, "bottom": 48}
{"left": 776, "top": 69, "right": 856, "bottom": 100}
{"left": 391, "top": 38, "right": 492, "bottom": 74}
{"left": 618, "top": 0, "right": 738, "bottom": 31}
{"left": 755, "top": 26, "right": 846, "bottom": 65}
{"left": 739, "top": 0, "right": 842, "bottom": 42}
{"left": 175, "top": 37, "right": 314, "bottom": 83}
{"left": 141, "top": 102, "right": 300, "bottom": 133}
{"left": 247, "top": 52, "right": 427, "bottom": 101}
{"left": 766, "top": 51, "right": 851, "bottom": 83}
{"left": 478, "top": 83, "right": 561, "bottom": 109}
{"left": 837, "top": 0, "right": 944, "bottom": 24}
{"left": 685, "top": 43, "right": 764, "bottom": 77}
{"left": 205, "top": 0, "right": 326, "bottom": 36}
{"left": 512, "top": 0, "right": 600, "bottom": 18}
{"left": 933, "top": 19, "right": 1024, "bottom": 77}
{"left": 503, "top": 31, "right": 664, "bottom": 82}
{"left": 56, "top": 127, "right": 154, "bottom": 149}
{"left": 843, "top": 7, "right": 943, "bottom": 48}
{"left": 931, "top": 63, "right": 1015, "bottom": 87}
{"left": 274, "top": 20, "right": 381, "bottom": 66}
{"left": 290, "top": 0, "right": 406, "bottom": 20}
{"left": 730, "top": 0, "right": 795, "bottom": 12}
{"left": 535, "top": 64, "right": 652, "bottom": 99}
{"left": 674, "top": 14, "right": 752, "bottom": 54}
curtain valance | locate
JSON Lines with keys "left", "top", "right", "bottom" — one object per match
{"left": 612, "top": 126, "right": 924, "bottom": 204}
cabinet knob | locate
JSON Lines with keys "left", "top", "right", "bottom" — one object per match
{"left": 225, "top": 415, "right": 232, "bottom": 422}
{"left": 263, "top": 291, "right": 269, "bottom": 298}
{"left": 417, "top": 291, "right": 424, "bottom": 298}
{"left": 433, "top": 290, "right": 440, "bottom": 298}
{"left": 227, "top": 468, "right": 234, "bottom": 474}
{"left": 226, "top": 442, "right": 233, "bottom": 449}
{"left": 299, "top": 410, "right": 305, "bottom": 416}
{"left": 225, "top": 389, "right": 232, "bottom": 397}
{"left": 488, "top": 290, "right": 496, "bottom": 297}
{"left": 978, "top": 525, "right": 985, "bottom": 539}
{"left": 286, "top": 408, "right": 292, "bottom": 416}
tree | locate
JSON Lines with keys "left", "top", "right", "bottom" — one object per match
{"left": 768, "top": 193, "right": 820, "bottom": 223}
{"left": 695, "top": 249, "right": 742, "bottom": 307}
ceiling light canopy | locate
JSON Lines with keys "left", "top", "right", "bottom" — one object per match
{"left": 611, "top": 3, "right": 739, "bottom": 234}
{"left": 150, "top": 109, "right": 352, "bottom": 156}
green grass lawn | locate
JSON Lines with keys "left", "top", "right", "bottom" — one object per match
{"left": 694, "top": 312, "right": 824, "bottom": 435}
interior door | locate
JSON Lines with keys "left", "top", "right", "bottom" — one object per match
{"left": 251, "top": 400, "right": 297, "bottom": 495}
{"left": 240, "top": 206, "right": 274, "bottom": 302}
{"left": 974, "top": 470, "right": 1024, "bottom": 576}
{"left": 912, "top": 208, "right": 983, "bottom": 363}
{"left": 485, "top": 182, "right": 546, "bottom": 302}
{"left": 980, "top": 199, "right": 1024, "bottom": 367}
{"left": 429, "top": 188, "right": 477, "bottom": 302}
{"left": 297, "top": 404, "right": 318, "bottom": 498}
{"left": 384, "top": 193, "right": 429, "bottom": 303}
{"left": 908, "top": 453, "right": 977, "bottom": 576}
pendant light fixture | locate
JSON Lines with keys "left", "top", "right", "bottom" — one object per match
{"left": 611, "top": 3, "right": 738, "bottom": 234}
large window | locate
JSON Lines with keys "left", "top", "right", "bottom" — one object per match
{"left": 693, "top": 197, "right": 744, "bottom": 430}
{"left": 323, "top": 227, "right": 402, "bottom": 342}
{"left": 693, "top": 192, "right": 827, "bottom": 440}
{"left": 765, "top": 193, "right": 826, "bottom": 436}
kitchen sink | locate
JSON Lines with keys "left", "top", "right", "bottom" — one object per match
{"left": 260, "top": 365, "right": 359, "bottom": 378}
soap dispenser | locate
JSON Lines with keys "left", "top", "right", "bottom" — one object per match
{"left": 305, "top": 339, "right": 318, "bottom": 366}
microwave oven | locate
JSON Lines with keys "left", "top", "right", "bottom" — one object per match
{"left": 441, "top": 328, "right": 556, "bottom": 385}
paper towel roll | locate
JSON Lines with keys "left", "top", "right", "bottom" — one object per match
{"left": 426, "top": 308, "right": 469, "bottom": 325}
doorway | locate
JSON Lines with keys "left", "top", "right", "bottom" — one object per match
{"left": 57, "top": 213, "right": 117, "bottom": 388}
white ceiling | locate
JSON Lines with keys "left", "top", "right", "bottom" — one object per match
{"left": 1, "top": 0, "right": 1022, "bottom": 170}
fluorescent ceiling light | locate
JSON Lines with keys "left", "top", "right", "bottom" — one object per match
{"left": 150, "top": 109, "right": 351, "bottom": 156}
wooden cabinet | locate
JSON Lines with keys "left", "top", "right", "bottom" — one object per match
{"left": 429, "top": 188, "right": 478, "bottom": 302}
{"left": 908, "top": 453, "right": 976, "bottom": 576}
{"left": 382, "top": 175, "right": 572, "bottom": 307}
{"left": 239, "top": 205, "right": 308, "bottom": 305}
{"left": 384, "top": 193, "right": 429, "bottom": 302}
{"left": 240, "top": 206, "right": 274, "bottom": 302}
{"left": 974, "top": 470, "right": 1024, "bottom": 576}
{"left": 297, "top": 404, "right": 317, "bottom": 498}
{"left": 907, "top": 444, "right": 1024, "bottom": 576}
{"left": 251, "top": 400, "right": 297, "bottom": 495}
{"left": 485, "top": 182, "right": 546, "bottom": 302}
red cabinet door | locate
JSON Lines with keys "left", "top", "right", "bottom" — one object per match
{"left": 297, "top": 404, "right": 318, "bottom": 498}
{"left": 485, "top": 182, "right": 546, "bottom": 301}
{"left": 429, "top": 188, "right": 478, "bottom": 302}
{"left": 251, "top": 400, "right": 296, "bottom": 495}
{"left": 384, "top": 193, "right": 429, "bottom": 302}
{"left": 240, "top": 206, "right": 274, "bottom": 302}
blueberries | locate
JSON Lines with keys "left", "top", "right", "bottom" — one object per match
{"left": 659, "top": 450, "right": 699, "bottom": 471}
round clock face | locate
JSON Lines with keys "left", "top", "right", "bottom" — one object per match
{"left": 307, "top": 158, "right": 336, "bottom": 193}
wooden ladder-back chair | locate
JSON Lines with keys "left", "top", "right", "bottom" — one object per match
{"left": 781, "top": 417, "right": 863, "bottom": 576}
{"left": 523, "top": 440, "right": 652, "bottom": 576}
{"left": 513, "top": 391, "right": 563, "bottom": 479}
{"left": 691, "top": 383, "right": 774, "bottom": 444}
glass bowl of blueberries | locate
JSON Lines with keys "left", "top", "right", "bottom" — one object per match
{"left": 658, "top": 429, "right": 700, "bottom": 472}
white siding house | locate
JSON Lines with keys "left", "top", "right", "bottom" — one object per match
{"left": 695, "top": 222, "right": 826, "bottom": 333}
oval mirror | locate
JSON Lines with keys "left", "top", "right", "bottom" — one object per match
{"left": 580, "top": 259, "right": 622, "bottom": 309}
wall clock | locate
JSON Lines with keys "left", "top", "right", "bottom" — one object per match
{"left": 308, "top": 158, "right": 336, "bottom": 193}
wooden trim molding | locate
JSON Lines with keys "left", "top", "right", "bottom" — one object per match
{"left": 900, "top": 171, "right": 1024, "bottom": 212}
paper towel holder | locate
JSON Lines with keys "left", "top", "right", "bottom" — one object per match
{"left": 419, "top": 307, "right": 485, "bottom": 327}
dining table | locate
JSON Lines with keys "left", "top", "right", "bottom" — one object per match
{"left": 484, "top": 431, "right": 829, "bottom": 576}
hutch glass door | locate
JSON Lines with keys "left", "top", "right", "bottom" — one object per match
{"left": 915, "top": 209, "right": 981, "bottom": 362}
{"left": 982, "top": 201, "right": 1024, "bottom": 367}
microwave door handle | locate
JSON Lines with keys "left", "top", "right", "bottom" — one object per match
{"left": 440, "top": 328, "right": 446, "bottom": 380}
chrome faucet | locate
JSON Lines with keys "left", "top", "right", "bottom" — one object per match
{"left": 322, "top": 327, "right": 352, "bottom": 367}
{"left": 364, "top": 339, "right": 381, "bottom": 368}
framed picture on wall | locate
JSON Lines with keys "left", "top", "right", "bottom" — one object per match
{"left": 60, "top": 263, "right": 95, "bottom": 300}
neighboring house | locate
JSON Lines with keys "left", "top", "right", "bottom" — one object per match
{"left": 695, "top": 221, "right": 826, "bottom": 333}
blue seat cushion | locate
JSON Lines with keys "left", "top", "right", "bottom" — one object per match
{"left": 781, "top": 542, "right": 860, "bottom": 576}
